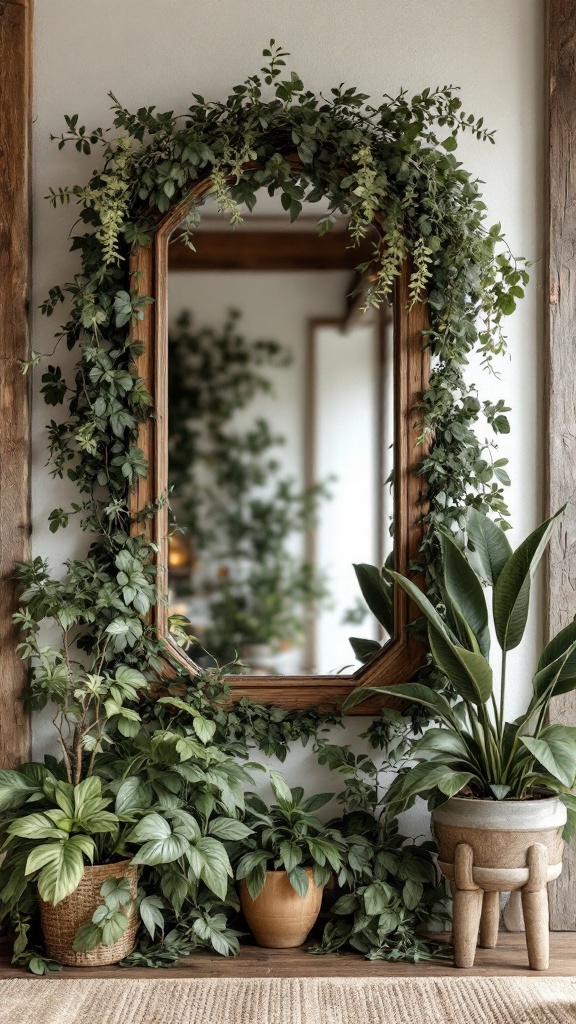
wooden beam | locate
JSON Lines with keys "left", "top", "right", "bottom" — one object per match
{"left": 545, "top": 0, "right": 576, "bottom": 930}
{"left": 0, "top": 0, "right": 32, "bottom": 766}
{"left": 168, "top": 231, "right": 374, "bottom": 272}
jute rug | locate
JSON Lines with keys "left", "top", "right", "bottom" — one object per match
{"left": 1, "top": 976, "right": 576, "bottom": 1024}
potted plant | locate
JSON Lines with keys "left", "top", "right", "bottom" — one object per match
{"left": 1, "top": 559, "right": 255, "bottom": 969}
{"left": 344, "top": 507, "right": 576, "bottom": 970}
{"left": 235, "top": 772, "right": 346, "bottom": 948}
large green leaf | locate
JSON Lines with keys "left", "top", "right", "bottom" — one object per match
{"left": 521, "top": 725, "right": 576, "bottom": 788}
{"left": 208, "top": 817, "right": 253, "bottom": 841}
{"left": 466, "top": 508, "right": 512, "bottom": 586}
{"left": 7, "top": 812, "right": 69, "bottom": 842}
{"left": 534, "top": 623, "right": 576, "bottom": 699}
{"left": 352, "top": 563, "right": 394, "bottom": 633}
{"left": 428, "top": 628, "right": 493, "bottom": 704}
{"left": 410, "top": 728, "right": 474, "bottom": 763}
{"left": 190, "top": 837, "right": 232, "bottom": 900}
{"left": 349, "top": 637, "right": 382, "bottom": 664}
{"left": 115, "top": 776, "right": 153, "bottom": 816}
{"left": 28, "top": 835, "right": 96, "bottom": 905}
{"left": 130, "top": 833, "right": 189, "bottom": 866}
{"left": 385, "top": 762, "right": 475, "bottom": 818}
{"left": 439, "top": 531, "right": 490, "bottom": 657}
{"left": 343, "top": 682, "right": 457, "bottom": 722}
{"left": 0, "top": 770, "right": 41, "bottom": 813}
{"left": 386, "top": 569, "right": 453, "bottom": 640}
{"left": 493, "top": 508, "right": 564, "bottom": 652}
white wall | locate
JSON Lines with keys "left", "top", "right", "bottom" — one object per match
{"left": 31, "top": 0, "right": 544, "bottom": 824}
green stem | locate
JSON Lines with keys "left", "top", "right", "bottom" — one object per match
{"left": 498, "top": 650, "right": 507, "bottom": 744}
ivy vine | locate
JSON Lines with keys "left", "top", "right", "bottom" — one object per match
{"left": 21, "top": 41, "right": 526, "bottom": 731}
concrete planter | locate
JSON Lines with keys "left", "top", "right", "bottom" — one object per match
{"left": 240, "top": 869, "right": 323, "bottom": 948}
{"left": 431, "top": 796, "right": 566, "bottom": 970}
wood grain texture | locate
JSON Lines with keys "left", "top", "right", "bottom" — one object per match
{"left": 168, "top": 230, "right": 373, "bottom": 271}
{"left": 0, "top": 0, "right": 32, "bottom": 766}
{"left": 0, "top": 933, "right": 575, "bottom": 979}
{"left": 130, "top": 176, "right": 430, "bottom": 711}
{"left": 545, "top": 0, "right": 576, "bottom": 931}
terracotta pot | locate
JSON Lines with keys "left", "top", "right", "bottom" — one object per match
{"left": 431, "top": 796, "right": 566, "bottom": 891}
{"left": 239, "top": 868, "right": 323, "bottom": 948}
{"left": 39, "top": 860, "right": 139, "bottom": 967}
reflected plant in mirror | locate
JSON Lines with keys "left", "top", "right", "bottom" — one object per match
{"left": 167, "top": 307, "right": 331, "bottom": 675}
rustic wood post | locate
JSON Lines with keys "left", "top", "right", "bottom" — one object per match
{"left": 0, "top": 0, "right": 33, "bottom": 766}
{"left": 546, "top": 0, "right": 576, "bottom": 931}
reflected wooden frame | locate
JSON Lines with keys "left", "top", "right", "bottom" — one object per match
{"left": 130, "top": 176, "right": 430, "bottom": 713}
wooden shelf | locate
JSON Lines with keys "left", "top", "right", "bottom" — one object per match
{"left": 1, "top": 934, "right": 574, "bottom": 979}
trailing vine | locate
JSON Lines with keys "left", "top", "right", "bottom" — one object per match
{"left": 21, "top": 41, "right": 526, "bottom": 731}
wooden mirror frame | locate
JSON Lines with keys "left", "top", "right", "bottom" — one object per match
{"left": 130, "top": 175, "right": 430, "bottom": 713}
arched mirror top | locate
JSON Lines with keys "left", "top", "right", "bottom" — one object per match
{"left": 130, "top": 171, "right": 430, "bottom": 713}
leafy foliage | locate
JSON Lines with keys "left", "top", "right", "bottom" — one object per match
{"left": 4, "top": 42, "right": 531, "bottom": 969}
{"left": 236, "top": 774, "right": 346, "bottom": 899}
{"left": 24, "top": 43, "right": 525, "bottom": 694}
{"left": 168, "top": 308, "right": 330, "bottom": 660}
{"left": 344, "top": 508, "right": 576, "bottom": 839}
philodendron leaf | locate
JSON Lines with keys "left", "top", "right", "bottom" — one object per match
{"left": 27, "top": 834, "right": 95, "bottom": 905}
{"left": 352, "top": 563, "right": 394, "bottom": 633}
{"left": 269, "top": 770, "right": 293, "bottom": 807}
{"left": 439, "top": 531, "right": 490, "bottom": 658}
{"left": 520, "top": 725, "right": 576, "bottom": 788}
{"left": 466, "top": 508, "right": 512, "bottom": 586}
{"left": 0, "top": 770, "right": 41, "bottom": 813}
{"left": 403, "top": 879, "right": 423, "bottom": 911}
{"left": 428, "top": 628, "right": 493, "bottom": 705}
{"left": 493, "top": 507, "right": 564, "bottom": 652}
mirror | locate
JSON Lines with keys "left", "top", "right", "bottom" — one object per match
{"left": 129, "top": 175, "right": 430, "bottom": 710}
{"left": 165, "top": 200, "right": 393, "bottom": 677}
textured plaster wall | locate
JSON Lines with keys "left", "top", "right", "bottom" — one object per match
{"left": 31, "top": 0, "right": 544, "bottom": 823}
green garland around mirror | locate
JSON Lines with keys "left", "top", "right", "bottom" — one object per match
{"left": 24, "top": 41, "right": 525, "bottom": 701}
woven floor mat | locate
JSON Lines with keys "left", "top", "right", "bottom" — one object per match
{"left": 1, "top": 975, "right": 576, "bottom": 1024}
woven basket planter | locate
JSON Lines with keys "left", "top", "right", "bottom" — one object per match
{"left": 39, "top": 860, "right": 139, "bottom": 967}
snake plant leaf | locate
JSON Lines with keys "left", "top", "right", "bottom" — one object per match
{"left": 342, "top": 682, "right": 457, "bottom": 722}
{"left": 428, "top": 627, "right": 493, "bottom": 704}
{"left": 352, "top": 563, "right": 394, "bottom": 634}
{"left": 465, "top": 508, "right": 512, "bottom": 586}
{"left": 493, "top": 507, "right": 564, "bottom": 652}
{"left": 534, "top": 624, "right": 576, "bottom": 699}
{"left": 439, "top": 531, "right": 490, "bottom": 658}
{"left": 520, "top": 725, "right": 576, "bottom": 788}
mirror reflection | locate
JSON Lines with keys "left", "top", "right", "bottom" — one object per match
{"left": 166, "top": 199, "right": 394, "bottom": 676}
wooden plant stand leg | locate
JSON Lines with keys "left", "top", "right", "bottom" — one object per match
{"left": 452, "top": 843, "right": 483, "bottom": 968}
{"left": 478, "top": 889, "right": 500, "bottom": 949}
{"left": 521, "top": 843, "right": 549, "bottom": 971}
